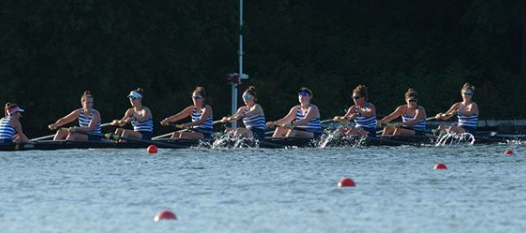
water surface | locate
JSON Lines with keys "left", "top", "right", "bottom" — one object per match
{"left": 1, "top": 145, "right": 525, "bottom": 233}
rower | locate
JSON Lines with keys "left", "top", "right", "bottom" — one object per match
{"left": 333, "top": 84, "right": 377, "bottom": 138}
{"left": 435, "top": 83, "right": 479, "bottom": 134}
{"left": 112, "top": 88, "right": 154, "bottom": 140}
{"left": 0, "top": 103, "right": 30, "bottom": 143}
{"left": 48, "top": 91, "right": 102, "bottom": 141}
{"left": 160, "top": 87, "right": 214, "bottom": 139}
{"left": 221, "top": 86, "right": 266, "bottom": 140}
{"left": 265, "top": 87, "right": 323, "bottom": 138}
{"left": 378, "top": 89, "right": 427, "bottom": 136}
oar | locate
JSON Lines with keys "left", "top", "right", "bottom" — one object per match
{"left": 320, "top": 118, "right": 335, "bottom": 124}
{"left": 377, "top": 123, "right": 437, "bottom": 134}
{"left": 152, "top": 132, "right": 173, "bottom": 140}
{"left": 268, "top": 124, "right": 321, "bottom": 133}
{"left": 161, "top": 122, "right": 216, "bottom": 135}
{"left": 63, "top": 128, "right": 185, "bottom": 149}
{"left": 213, "top": 117, "right": 231, "bottom": 125}
{"left": 30, "top": 122, "right": 113, "bottom": 142}
{"left": 427, "top": 113, "right": 453, "bottom": 121}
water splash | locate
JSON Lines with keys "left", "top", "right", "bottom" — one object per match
{"left": 435, "top": 131, "right": 475, "bottom": 146}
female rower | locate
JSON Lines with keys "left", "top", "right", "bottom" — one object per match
{"left": 48, "top": 91, "right": 102, "bottom": 141}
{"left": 0, "top": 103, "right": 30, "bottom": 143}
{"left": 112, "top": 88, "right": 154, "bottom": 140}
{"left": 333, "top": 84, "right": 377, "bottom": 137}
{"left": 378, "top": 88, "right": 427, "bottom": 136}
{"left": 265, "top": 87, "right": 323, "bottom": 138}
{"left": 435, "top": 83, "right": 479, "bottom": 134}
{"left": 160, "top": 87, "right": 214, "bottom": 139}
{"left": 222, "top": 86, "right": 266, "bottom": 140}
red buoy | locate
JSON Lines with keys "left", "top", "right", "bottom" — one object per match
{"left": 154, "top": 210, "right": 177, "bottom": 222}
{"left": 504, "top": 149, "right": 514, "bottom": 155}
{"left": 338, "top": 178, "right": 356, "bottom": 188}
{"left": 147, "top": 145, "right": 158, "bottom": 154}
{"left": 434, "top": 163, "right": 448, "bottom": 170}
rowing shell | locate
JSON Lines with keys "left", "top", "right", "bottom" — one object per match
{"left": 0, "top": 133, "right": 520, "bottom": 151}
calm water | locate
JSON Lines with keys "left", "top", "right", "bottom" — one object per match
{"left": 1, "top": 144, "right": 525, "bottom": 233}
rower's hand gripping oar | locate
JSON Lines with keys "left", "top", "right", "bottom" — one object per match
{"left": 214, "top": 113, "right": 245, "bottom": 125}
{"left": 111, "top": 120, "right": 129, "bottom": 127}
{"left": 428, "top": 113, "right": 453, "bottom": 121}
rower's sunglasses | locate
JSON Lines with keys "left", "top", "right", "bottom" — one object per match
{"left": 242, "top": 94, "right": 253, "bottom": 100}
{"left": 129, "top": 97, "right": 138, "bottom": 101}
{"left": 463, "top": 92, "right": 473, "bottom": 96}
{"left": 352, "top": 96, "right": 362, "bottom": 100}
{"left": 408, "top": 99, "right": 418, "bottom": 102}
{"left": 192, "top": 95, "right": 203, "bottom": 100}
{"left": 298, "top": 92, "right": 310, "bottom": 97}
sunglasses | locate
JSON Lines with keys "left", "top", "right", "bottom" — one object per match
{"left": 298, "top": 92, "right": 310, "bottom": 97}
{"left": 129, "top": 97, "right": 138, "bottom": 101}
{"left": 463, "top": 92, "right": 473, "bottom": 96}
{"left": 242, "top": 94, "right": 253, "bottom": 100}
{"left": 192, "top": 95, "right": 203, "bottom": 100}
{"left": 408, "top": 99, "right": 418, "bottom": 102}
{"left": 352, "top": 96, "right": 361, "bottom": 100}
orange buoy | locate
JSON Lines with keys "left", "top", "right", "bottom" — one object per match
{"left": 154, "top": 210, "right": 177, "bottom": 222}
{"left": 147, "top": 145, "right": 158, "bottom": 154}
{"left": 338, "top": 178, "right": 356, "bottom": 188}
{"left": 434, "top": 163, "right": 448, "bottom": 170}
{"left": 504, "top": 149, "right": 514, "bottom": 155}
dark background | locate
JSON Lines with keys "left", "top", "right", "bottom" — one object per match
{"left": 1, "top": 0, "right": 525, "bottom": 137}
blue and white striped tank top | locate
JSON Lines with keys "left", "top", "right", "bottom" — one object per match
{"left": 401, "top": 106, "right": 426, "bottom": 130}
{"left": 457, "top": 109, "right": 478, "bottom": 129}
{"left": 0, "top": 117, "right": 16, "bottom": 141}
{"left": 131, "top": 112, "right": 153, "bottom": 132}
{"left": 192, "top": 105, "right": 213, "bottom": 130}
{"left": 295, "top": 105, "right": 322, "bottom": 133}
{"left": 353, "top": 103, "right": 377, "bottom": 129}
{"left": 79, "top": 109, "right": 101, "bottom": 133}
{"left": 242, "top": 109, "right": 266, "bottom": 131}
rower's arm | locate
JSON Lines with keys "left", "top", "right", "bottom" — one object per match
{"left": 379, "top": 106, "right": 402, "bottom": 125}
{"left": 84, "top": 110, "right": 102, "bottom": 131}
{"left": 402, "top": 107, "right": 426, "bottom": 126}
{"left": 161, "top": 106, "right": 193, "bottom": 124}
{"left": 438, "top": 103, "right": 460, "bottom": 120}
{"left": 185, "top": 106, "right": 212, "bottom": 127}
{"left": 241, "top": 104, "right": 263, "bottom": 118}
{"left": 361, "top": 103, "right": 376, "bottom": 118}
{"left": 134, "top": 107, "right": 153, "bottom": 123}
{"left": 50, "top": 109, "right": 81, "bottom": 129}
{"left": 270, "top": 106, "right": 297, "bottom": 126}
{"left": 292, "top": 105, "right": 319, "bottom": 126}
{"left": 11, "top": 119, "right": 29, "bottom": 143}
{"left": 462, "top": 102, "right": 479, "bottom": 116}
{"left": 342, "top": 106, "right": 356, "bottom": 120}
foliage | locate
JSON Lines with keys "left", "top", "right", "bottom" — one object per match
{"left": 0, "top": 0, "right": 524, "bottom": 136}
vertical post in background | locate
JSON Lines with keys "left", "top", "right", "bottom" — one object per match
{"left": 231, "top": 0, "right": 244, "bottom": 129}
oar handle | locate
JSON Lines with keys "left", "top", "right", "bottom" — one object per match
{"left": 213, "top": 116, "right": 233, "bottom": 124}
{"left": 428, "top": 113, "right": 453, "bottom": 121}
{"left": 112, "top": 120, "right": 129, "bottom": 127}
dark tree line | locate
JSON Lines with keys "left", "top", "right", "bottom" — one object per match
{"left": 1, "top": 0, "right": 525, "bottom": 136}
